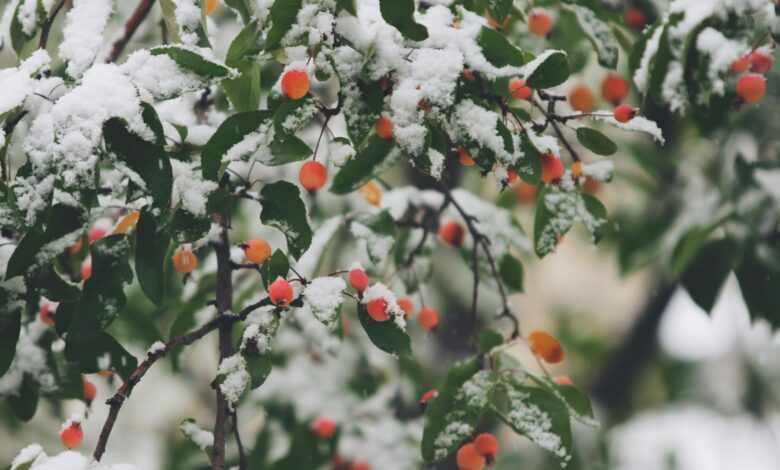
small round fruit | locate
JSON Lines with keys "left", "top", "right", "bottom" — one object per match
{"left": 397, "top": 297, "right": 414, "bottom": 317}
{"left": 568, "top": 85, "right": 594, "bottom": 113}
{"left": 540, "top": 154, "right": 565, "bottom": 184}
{"left": 527, "top": 9, "right": 553, "bottom": 37}
{"left": 506, "top": 169, "right": 518, "bottom": 184}
{"left": 515, "top": 181, "right": 538, "bottom": 204}
{"left": 299, "top": 160, "right": 328, "bottom": 192}
{"left": 528, "top": 330, "right": 565, "bottom": 364}
{"left": 736, "top": 74, "right": 766, "bottom": 104}
{"left": 750, "top": 51, "right": 773, "bottom": 74}
{"left": 439, "top": 221, "right": 465, "bottom": 247}
{"left": 417, "top": 307, "right": 439, "bottom": 332}
{"left": 571, "top": 161, "right": 583, "bottom": 179}
{"left": 601, "top": 73, "right": 629, "bottom": 106}
{"left": 80, "top": 260, "right": 92, "bottom": 281}
{"left": 206, "top": 0, "right": 219, "bottom": 15}
{"left": 458, "top": 147, "right": 476, "bottom": 166}
{"left": 613, "top": 104, "right": 637, "bottom": 123}
{"left": 731, "top": 55, "right": 751, "bottom": 74}
{"left": 554, "top": 375, "right": 573, "bottom": 386}
{"left": 311, "top": 417, "right": 337, "bottom": 439}
{"left": 88, "top": 226, "right": 106, "bottom": 243}
{"left": 351, "top": 462, "right": 370, "bottom": 470}
{"left": 349, "top": 268, "right": 369, "bottom": 293}
{"left": 281, "top": 69, "right": 310, "bottom": 100}
{"left": 366, "top": 298, "right": 389, "bottom": 322}
{"left": 244, "top": 239, "right": 272, "bottom": 264}
{"left": 358, "top": 181, "right": 382, "bottom": 206}
{"left": 173, "top": 247, "right": 198, "bottom": 273}
{"left": 375, "top": 116, "right": 394, "bottom": 140}
{"left": 61, "top": 422, "right": 83, "bottom": 449}
{"left": 269, "top": 277, "right": 293, "bottom": 306}
{"left": 474, "top": 433, "right": 499, "bottom": 459}
{"left": 623, "top": 8, "right": 646, "bottom": 30}
{"left": 508, "top": 78, "right": 532, "bottom": 100}
{"left": 83, "top": 378, "right": 96, "bottom": 404}
{"left": 39, "top": 302, "right": 55, "bottom": 326}
{"left": 419, "top": 389, "right": 438, "bottom": 406}
{"left": 456, "top": 443, "right": 485, "bottom": 470}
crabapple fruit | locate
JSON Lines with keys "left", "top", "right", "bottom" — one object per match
{"left": 417, "top": 307, "right": 439, "bottom": 332}
{"left": 528, "top": 9, "right": 553, "bottom": 37}
{"left": 601, "top": 73, "right": 629, "bottom": 105}
{"left": 438, "top": 221, "right": 465, "bottom": 247}
{"left": 61, "top": 422, "right": 83, "bottom": 449}
{"left": 456, "top": 443, "right": 485, "bottom": 470}
{"left": 613, "top": 104, "right": 637, "bottom": 123}
{"left": 541, "top": 154, "right": 565, "bottom": 184}
{"left": 568, "top": 85, "right": 594, "bottom": 113}
{"left": 528, "top": 330, "right": 565, "bottom": 364}
{"left": 366, "top": 298, "right": 389, "bottom": 321}
{"left": 281, "top": 69, "right": 310, "bottom": 100}
{"left": 244, "top": 239, "right": 272, "bottom": 264}
{"left": 508, "top": 78, "right": 532, "bottom": 100}
{"left": 349, "top": 268, "right": 369, "bottom": 293}
{"left": 299, "top": 160, "right": 328, "bottom": 192}
{"left": 736, "top": 74, "right": 766, "bottom": 104}
{"left": 375, "top": 116, "right": 394, "bottom": 140}
{"left": 269, "top": 277, "right": 293, "bottom": 306}
{"left": 173, "top": 247, "right": 198, "bottom": 273}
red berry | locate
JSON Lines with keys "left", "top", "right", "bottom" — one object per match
{"left": 419, "top": 389, "right": 438, "bottom": 406}
{"left": 508, "top": 78, "right": 532, "bottom": 100}
{"left": 269, "top": 277, "right": 293, "bottom": 306}
{"left": 351, "top": 462, "right": 370, "bottom": 470}
{"left": 397, "top": 297, "right": 414, "bottom": 317}
{"left": 527, "top": 9, "right": 553, "bottom": 37}
{"left": 61, "top": 422, "right": 83, "bottom": 449}
{"left": 438, "top": 221, "right": 465, "bottom": 247}
{"left": 528, "top": 330, "right": 565, "bottom": 364}
{"left": 731, "top": 55, "right": 751, "bottom": 74}
{"left": 417, "top": 307, "right": 439, "bottom": 332}
{"left": 349, "top": 268, "right": 369, "bottom": 293}
{"left": 80, "top": 260, "right": 92, "bottom": 280}
{"left": 88, "top": 227, "right": 106, "bottom": 243}
{"left": 506, "top": 169, "right": 518, "bottom": 184}
{"left": 474, "top": 433, "right": 499, "bottom": 459}
{"left": 458, "top": 147, "right": 476, "bottom": 166}
{"left": 244, "top": 239, "right": 272, "bottom": 264}
{"left": 540, "top": 154, "right": 564, "bottom": 184}
{"left": 750, "top": 51, "right": 773, "bottom": 74}
{"left": 623, "top": 8, "right": 646, "bottom": 30}
{"left": 554, "top": 375, "right": 573, "bottom": 385}
{"left": 601, "top": 73, "right": 629, "bottom": 105}
{"left": 375, "top": 116, "right": 394, "bottom": 140}
{"left": 83, "top": 378, "right": 96, "bottom": 404}
{"left": 39, "top": 302, "right": 55, "bottom": 326}
{"left": 462, "top": 69, "right": 476, "bottom": 81}
{"left": 299, "top": 160, "right": 328, "bottom": 192}
{"left": 515, "top": 181, "right": 538, "bottom": 204}
{"left": 311, "top": 417, "right": 337, "bottom": 439}
{"left": 456, "top": 443, "right": 485, "bottom": 470}
{"left": 736, "top": 74, "right": 766, "bottom": 104}
{"left": 366, "top": 298, "right": 389, "bottom": 322}
{"left": 281, "top": 69, "right": 310, "bottom": 100}
{"left": 613, "top": 105, "right": 637, "bottom": 123}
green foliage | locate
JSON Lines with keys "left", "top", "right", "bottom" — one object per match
{"left": 259, "top": 181, "right": 312, "bottom": 259}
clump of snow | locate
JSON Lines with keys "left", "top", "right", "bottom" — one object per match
{"left": 0, "top": 322, "right": 56, "bottom": 397}
{"left": 121, "top": 50, "right": 206, "bottom": 100}
{"left": 180, "top": 419, "right": 214, "bottom": 450}
{"left": 172, "top": 0, "right": 202, "bottom": 46}
{"left": 581, "top": 160, "right": 614, "bottom": 182}
{"left": 171, "top": 159, "right": 218, "bottom": 216}
{"left": 350, "top": 220, "right": 394, "bottom": 265}
{"left": 696, "top": 28, "right": 746, "bottom": 97}
{"left": 58, "top": 0, "right": 113, "bottom": 79}
{"left": 506, "top": 386, "right": 571, "bottom": 464}
{"left": 147, "top": 341, "right": 166, "bottom": 356}
{"left": 303, "top": 276, "right": 347, "bottom": 330}
{"left": 217, "top": 354, "right": 250, "bottom": 410}
{"left": 592, "top": 113, "right": 665, "bottom": 144}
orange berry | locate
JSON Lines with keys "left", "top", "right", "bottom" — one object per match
{"left": 508, "top": 78, "right": 532, "bottom": 100}
{"left": 80, "top": 260, "right": 92, "bottom": 281}
{"left": 397, "top": 297, "right": 414, "bottom": 317}
{"left": 269, "top": 277, "right": 293, "bottom": 306}
{"left": 366, "top": 298, "right": 389, "bottom": 322}
{"left": 736, "top": 74, "right": 766, "bottom": 104}
{"left": 541, "top": 154, "right": 564, "bottom": 184}
{"left": 438, "top": 221, "right": 465, "bottom": 247}
{"left": 474, "top": 433, "right": 499, "bottom": 459}
{"left": 69, "top": 239, "right": 83, "bottom": 255}
{"left": 299, "top": 160, "right": 328, "bottom": 192}
{"left": 311, "top": 417, "right": 337, "bottom": 439}
{"left": 731, "top": 55, "right": 751, "bottom": 74}
{"left": 419, "top": 388, "right": 438, "bottom": 406}
{"left": 623, "top": 8, "right": 646, "bottom": 30}
{"left": 527, "top": 9, "right": 553, "bottom": 37}
{"left": 206, "top": 0, "right": 219, "bottom": 15}
{"left": 61, "top": 422, "right": 83, "bottom": 449}
{"left": 83, "top": 378, "right": 96, "bottom": 404}
{"left": 97, "top": 370, "right": 114, "bottom": 378}
{"left": 458, "top": 147, "right": 476, "bottom": 166}
{"left": 417, "top": 307, "right": 439, "bottom": 332}
{"left": 358, "top": 181, "right": 382, "bottom": 206}
{"left": 554, "top": 375, "right": 573, "bottom": 386}
{"left": 456, "top": 443, "right": 485, "bottom": 470}
{"left": 375, "top": 116, "right": 394, "bottom": 140}
{"left": 571, "top": 161, "right": 583, "bottom": 179}
{"left": 568, "top": 85, "right": 594, "bottom": 113}
{"left": 88, "top": 227, "right": 106, "bottom": 243}
{"left": 351, "top": 462, "right": 370, "bottom": 470}
{"left": 613, "top": 104, "right": 637, "bottom": 123}
{"left": 750, "top": 51, "right": 773, "bottom": 74}
{"left": 244, "top": 239, "right": 272, "bottom": 264}
{"left": 506, "top": 169, "right": 518, "bottom": 184}
{"left": 601, "top": 73, "right": 629, "bottom": 106}
{"left": 515, "top": 181, "right": 538, "bottom": 204}
{"left": 112, "top": 210, "right": 140, "bottom": 235}
{"left": 281, "top": 69, "right": 310, "bottom": 100}
{"left": 528, "top": 330, "right": 565, "bottom": 364}
{"left": 39, "top": 302, "right": 55, "bottom": 326}
{"left": 173, "top": 247, "right": 198, "bottom": 273}
{"left": 349, "top": 268, "right": 369, "bottom": 293}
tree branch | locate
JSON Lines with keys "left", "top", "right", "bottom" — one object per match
{"left": 38, "top": 0, "right": 67, "bottom": 51}
{"left": 108, "top": 0, "right": 156, "bottom": 63}
{"left": 212, "top": 218, "right": 234, "bottom": 470}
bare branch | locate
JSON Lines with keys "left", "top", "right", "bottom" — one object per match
{"left": 108, "top": 0, "right": 156, "bottom": 63}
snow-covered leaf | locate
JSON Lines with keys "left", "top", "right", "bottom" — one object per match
{"left": 330, "top": 135, "right": 395, "bottom": 194}
{"left": 523, "top": 50, "right": 570, "bottom": 89}
{"left": 379, "top": 0, "right": 428, "bottom": 41}
{"left": 562, "top": 3, "right": 618, "bottom": 69}
{"left": 477, "top": 26, "right": 532, "bottom": 68}
{"left": 202, "top": 111, "right": 271, "bottom": 181}
{"left": 260, "top": 181, "right": 312, "bottom": 259}
{"left": 265, "top": 0, "right": 304, "bottom": 50}
{"left": 151, "top": 46, "right": 232, "bottom": 78}
{"left": 357, "top": 303, "right": 412, "bottom": 357}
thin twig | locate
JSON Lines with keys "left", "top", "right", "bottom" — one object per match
{"left": 233, "top": 411, "right": 248, "bottom": 470}
{"left": 38, "top": 0, "right": 67, "bottom": 51}
{"left": 531, "top": 98, "right": 581, "bottom": 162}
{"left": 108, "top": 0, "right": 156, "bottom": 63}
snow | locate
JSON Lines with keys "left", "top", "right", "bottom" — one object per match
{"left": 0, "top": 322, "right": 56, "bottom": 397}
{"left": 296, "top": 216, "right": 344, "bottom": 278}
{"left": 582, "top": 160, "right": 614, "bottom": 182}
{"left": 696, "top": 28, "right": 746, "bottom": 96}
{"left": 173, "top": 0, "right": 202, "bottom": 46}
{"left": 634, "top": 26, "right": 664, "bottom": 93}
{"left": 59, "top": 0, "right": 113, "bottom": 79}
{"left": 147, "top": 341, "right": 166, "bottom": 356}
{"left": 217, "top": 354, "right": 250, "bottom": 410}
{"left": 180, "top": 419, "right": 214, "bottom": 450}
{"left": 171, "top": 160, "right": 218, "bottom": 216}
{"left": 350, "top": 220, "right": 394, "bottom": 264}
{"left": 303, "top": 276, "right": 347, "bottom": 330}
{"left": 592, "top": 113, "right": 665, "bottom": 144}
{"left": 121, "top": 50, "right": 206, "bottom": 100}
{"left": 449, "top": 99, "right": 513, "bottom": 164}
{"left": 506, "top": 386, "right": 570, "bottom": 464}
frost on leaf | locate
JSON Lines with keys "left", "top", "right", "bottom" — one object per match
{"left": 303, "top": 276, "right": 347, "bottom": 330}
{"left": 180, "top": 418, "right": 215, "bottom": 450}
{"left": 216, "top": 354, "right": 250, "bottom": 411}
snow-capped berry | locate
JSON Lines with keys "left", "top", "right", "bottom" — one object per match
{"left": 528, "top": 330, "right": 565, "bottom": 364}
{"left": 349, "top": 268, "right": 369, "bottom": 293}
{"left": 375, "top": 116, "right": 394, "bottom": 139}
{"left": 508, "top": 78, "right": 532, "bottom": 100}
{"left": 736, "top": 74, "right": 766, "bottom": 104}
{"left": 83, "top": 378, "right": 96, "bottom": 404}
{"left": 269, "top": 277, "right": 293, "bottom": 306}
{"left": 458, "top": 147, "right": 476, "bottom": 166}
{"left": 623, "top": 8, "right": 646, "bottom": 29}
{"left": 173, "top": 247, "right": 198, "bottom": 273}
{"left": 88, "top": 226, "right": 106, "bottom": 243}
{"left": 568, "top": 85, "right": 594, "bottom": 113}
{"left": 456, "top": 442, "right": 485, "bottom": 470}
{"left": 417, "top": 307, "right": 439, "bottom": 332}
{"left": 244, "top": 239, "right": 272, "bottom": 264}
{"left": 613, "top": 105, "right": 637, "bottom": 123}
{"left": 527, "top": 9, "right": 553, "bottom": 37}
{"left": 515, "top": 181, "right": 538, "bottom": 204}
{"left": 731, "top": 55, "right": 751, "bottom": 74}
{"left": 397, "top": 297, "right": 414, "bottom": 317}
{"left": 206, "top": 0, "right": 219, "bottom": 15}
{"left": 419, "top": 389, "right": 438, "bottom": 406}
{"left": 601, "top": 73, "right": 629, "bottom": 105}
{"left": 61, "top": 422, "right": 83, "bottom": 449}
{"left": 39, "top": 302, "right": 55, "bottom": 326}
{"left": 540, "top": 154, "right": 565, "bottom": 184}
{"left": 311, "top": 417, "right": 337, "bottom": 439}
{"left": 750, "top": 51, "right": 773, "bottom": 74}
{"left": 554, "top": 375, "right": 574, "bottom": 385}
{"left": 80, "top": 259, "right": 92, "bottom": 281}
{"left": 474, "top": 433, "right": 499, "bottom": 459}
{"left": 439, "top": 221, "right": 465, "bottom": 247}
{"left": 281, "top": 69, "right": 310, "bottom": 100}
{"left": 366, "top": 298, "right": 389, "bottom": 322}
{"left": 299, "top": 161, "right": 328, "bottom": 192}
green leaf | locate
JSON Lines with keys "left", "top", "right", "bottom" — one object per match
{"left": 736, "top": 251, "right": 780, "bottom": 328}
{"left": 576, "top": 127, "right": 617, "bottom": 156}
{"left": 525, "top": 50, "right": 570, "bottom": 89}
{"left": 141, "top": 102, "right": 166, "bottom": 146}
{"left": 357, "top": 303, "right": 412, "bottom": 357}
{"left": 478, "top": 329, "right": 504, "bottom": 354}
{"left": 260, "top": 181, "right": 312, "bottom": 259}
{"left": 0, "top": 297, "right": 21, "bottom": 376}
{"left": 223, "top": 19, "right": 263, "bottom": 111}
{"left": 10, "top": 1, "right": 39, "bottom": 57}
{"left": 260, "top": 249, "right": 290, "bottom": 289}
{"left": 266, "top": 134, "right": 312, "bottom": 166}
{"left": 224, "top": 0, "right": 254, "bottom": 24}
{"left": 201, "top": 110, "right": 270, "bottom": 180}
{"left": 245, "top": 353, "right": 273, "bottom": 389}
{"left": 499, "top": 253, "right": 524, "bottom": 293}
{"left": 485, "top": 0, "right": 513, "bottom": 23}
{"left": 9, "top": 374, "right": 39, "bottom": 422}
{"left": 477, "top": 27, "right": 532, "bottom": 67}
{"left": 136, "top": 209, "right": 171, "bottom": 305}
{"left": 31, "top": 265, "right": 81, "bottom": 303}
{"left": 679, "top": 238, "right": 736, "bottom": 312}
{"left": 104, "top": 118, "right": 173, "bottom": 212}
{"left": 533, "top": 186, "right": 572, "bottom": 258}
{"left": 266, "top": 0, "right": 303, "bottom": 50}
{"left": 330, "top": 135, "right": 394, "bottom": 194}
{"left": 581, "top": 194, "right": 608, "bottom": 243}
{"left": 336, "top": 0, "right": 356, "bottom": 14}
{"left": 562, "top": 3, "right": 619, "bottom": 69}
{"left": 151, "top": 46, "right": 232, "bottom": 78}
{"left": 379, "top": 0, "right": 428, "bottom": 41}
{"left": 65, "top": 332, "right": 138, "bottom": 380}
